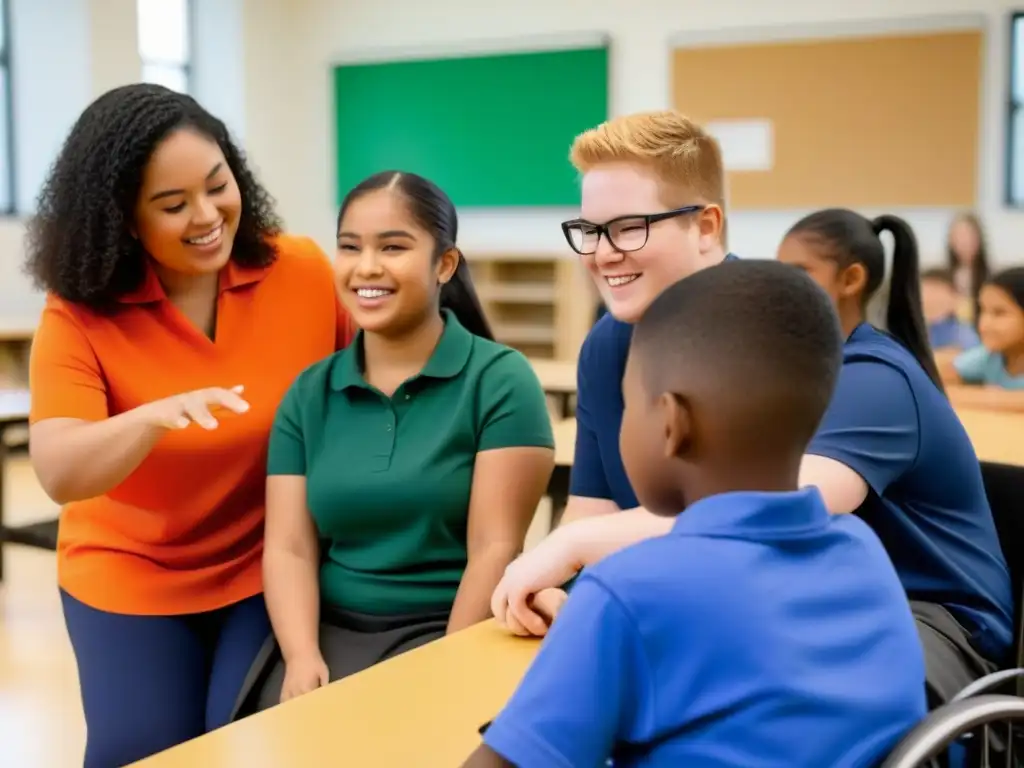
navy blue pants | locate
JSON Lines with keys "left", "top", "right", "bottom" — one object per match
{"left": 60, "top": 589, "right": 271, "bottom": 768}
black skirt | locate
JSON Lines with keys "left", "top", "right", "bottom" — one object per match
{"left": 230, "top": 605, "right": 450, "bottom": 721}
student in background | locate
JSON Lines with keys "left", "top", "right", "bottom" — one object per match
{"left": 465, "top": 260, "right": 926, "bottom": 768}
{"left": 24, "top": 84, "right": 353, "bottom": 767}
{"left": 941, "top": 267, "right": 1024, "bottom": 411}
{"left": 946, "top": 211, "right": 991, "bottom": 324}
{"left": 921, "top": 267, "right": 980, "bottom": 350}
{"left": 494, "top": 208, "right": 1011, "bottom": 716}
{"left": 240, "top": 171, "right": 554, "bottom": 713}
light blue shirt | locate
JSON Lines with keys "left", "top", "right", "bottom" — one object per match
{"left": 954, "top": 346, "right": 1024, "bottom": 390}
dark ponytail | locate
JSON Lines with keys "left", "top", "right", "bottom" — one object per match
{"left": 986, "top": 267, "right": 1024, "bottom": 313}
{"left": 337, "top": 171, "right": 494, "bottom": 340}
{"left": 786, "top": 208, "right": 943, "bottom": 392}
{"left": 441, "top": 251, "right": 495, "bottom": 340}
{"left": 871, "top": 214, "right": 942, "bottom": 390}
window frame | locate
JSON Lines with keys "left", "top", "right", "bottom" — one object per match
{"left": 0, "top": 0, "right": 16, "bottom": 216}
{"left": 138, "top": 0, "right": 193, "bottom": 95}
{"left": 1006, "top": 12, "right": 1024, "bottom": 206}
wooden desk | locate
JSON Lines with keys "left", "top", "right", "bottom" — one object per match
{"left": 546, "top": 419, "right": 576, "bottom": 514}
{"left": 0, "top": 320, "right": 34, "bottom": 342}
{"left": 0, "top": 389, "right": 58, "bottom": 581}
{"left": 530, "top": 359, "right": 577, "bottom": 418}
{"left": 553, "top": 418, "right": 575, "bottom": 467}
{"left": 956, "top": 408, "right": 1024, "bottom": 467}
{"left": 133, "top": 621, "right": 540, "bottom": 768}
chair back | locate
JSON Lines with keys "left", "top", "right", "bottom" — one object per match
{"left": 980, "top": 461, "right": 1024, "bottom": 675}
{"left": 981, "top": 462, "right": 1024, "bottom": 598}
{"left": 880, "top": 694, "right": 1024, "bottom": 767}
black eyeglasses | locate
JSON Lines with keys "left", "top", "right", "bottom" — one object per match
{"left": 560, "top": 205, "right": 705, "bottom": 256}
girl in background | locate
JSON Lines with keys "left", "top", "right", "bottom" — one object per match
{"left": 946, "top": 212, "right": 991, "bottom": 324}
{"left": 942, "top": 267, "right": 1024, "bottom": 410}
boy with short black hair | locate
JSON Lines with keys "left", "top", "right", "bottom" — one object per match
{"left": 464, "top": 259, "right": 926, "bottom": 768}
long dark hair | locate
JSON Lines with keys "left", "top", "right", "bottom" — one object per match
{"left": 24, "top": 83, "right": 280, "bottom": 309}
{"left": 946, "top": 212, "right": 990, "bottom": 323}
{"left": 337, "top": 171, "right": 493, "bottom": 340}
{"left": 787, "top": 208, "right": 943, "bottom": 391}
{"left": 985, "top": 267, "right": 1024, "bottom": 313}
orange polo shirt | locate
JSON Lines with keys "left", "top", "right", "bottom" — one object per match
{"left": 28, "top": 234, "right": 352, "bottom": 616}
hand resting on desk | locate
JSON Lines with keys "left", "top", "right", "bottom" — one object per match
{"left": 497, "top": 588, "right": 567, "bottom": 637}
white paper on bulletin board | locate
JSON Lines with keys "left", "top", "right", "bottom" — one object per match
{"left": 705, "top": 119, "right": 774, "bottom": 172}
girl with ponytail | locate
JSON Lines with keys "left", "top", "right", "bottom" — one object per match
{"left": 778, "top": 209, "right": 1012, "bottom": 712}
{"left": 247, "top": 171, "right": 555, "bottom": 715}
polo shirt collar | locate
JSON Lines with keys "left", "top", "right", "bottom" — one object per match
{"left": 670, "top": 486, "right": 830, "bottom": 541}
{"left": 330, "top": 309, "right": 473, "bottom": 392}
{"left": 118, "top": 258, "right": 271, "bottom": 305}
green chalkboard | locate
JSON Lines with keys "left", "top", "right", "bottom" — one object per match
{"left": 332, "top": 45, "right": 609, "bottom": 208}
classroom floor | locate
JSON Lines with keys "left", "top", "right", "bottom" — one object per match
{"left": 0, "top": 452, "right": 84, "bottom": 767}
{"left": 0, "top": 453, "right": 554, "bottom": 768}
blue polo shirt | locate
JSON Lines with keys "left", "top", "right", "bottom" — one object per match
{"left": 807, "top": 324, "right": 1013, "bottom": 663}
{"left": 483, "top": 488, "right": 927, "bottom": 768}
{"left": 571, "top": 254, "right": 739, "bottom": 510}
{"left": 928, "top": 315, "right": 979, "bottom": 350}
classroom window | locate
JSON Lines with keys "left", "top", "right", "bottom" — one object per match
{"left": 0, "top": 0, "right": 14, "bottom": 214}
{"left": 138, "top": 0, "right": 191, "bottom": 94}
{"left": 1007, "top": 13, "right": 1024, "bottom": 205}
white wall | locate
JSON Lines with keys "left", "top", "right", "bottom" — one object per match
{"left": 246, "top": 0, "right": 1024, "bottom": 267}
{"left": 193, "top": 0, "right": 246, "bottom": 141}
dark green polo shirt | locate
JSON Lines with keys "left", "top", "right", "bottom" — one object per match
{"left": 267, "top": 311, "right": 555, "bottom": 616}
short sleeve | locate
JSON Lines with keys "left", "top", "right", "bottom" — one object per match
{"left": 569, "top": 339, "right": 613, "bottom": 500}
{"left": 806, "top": 361, "right": 919, "bottom": 495}
{"left": 28, "top": 300, "right": 108, "bottom": 423}
{"left": 484, "top": 577, "right": 642, "bottom": 768}
{"left": 476, "top": 351, "right": 554, "bottom": 452}
{"left": 954, "top": 345, "right": 994, "bottom": 384}
{"left": 267, "top": 383, "right": 307, "bottom": 475}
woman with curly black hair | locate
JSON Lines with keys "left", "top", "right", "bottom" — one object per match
{"left": 25, "top": 83, "right": 353, "bottom": 767}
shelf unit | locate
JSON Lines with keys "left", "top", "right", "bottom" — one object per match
{"left": 467, "top": 253, "right": 595, "bottom": 361}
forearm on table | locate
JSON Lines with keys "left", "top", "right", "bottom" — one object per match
{"left": 30, "top": 410, "right": 166, "bottom": 503}
{"left": 449, "top": 543, "right": 521, "bottom": 633}
{"left": 263, "top": 548, "right": 322, "bottom": 661}
{"left": 569, "top": 506, "right": 673, "bottom": 567}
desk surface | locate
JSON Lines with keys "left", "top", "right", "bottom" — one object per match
{"left": 133, "top": 621, "right": 540, "bottom": 768}
{"left": 955, "top": 407, "right": 1024, "bottom": 466}
{"left": 0, "top": 320, "right": 35, "bottom": 342}
{"left": 529, "top": 359, "right": 576, "bottom": 393}
{"left": 553, "top": 417, "right": 575, "bottom": 466}
{"left": 0, "top": 389, "right": 29, "bottom": 424}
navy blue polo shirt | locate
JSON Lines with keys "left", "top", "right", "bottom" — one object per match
{"left": 571, "top": 254, "right": 740, "bottom": 510}
{"left": 928, "top": 315, "right": 979, "bottom": 350}
{"left": 483, "top": 488, "right": 927, "bottom": 767}
{"left": 807, "top": 323, "right": 1013, "bottom": 663}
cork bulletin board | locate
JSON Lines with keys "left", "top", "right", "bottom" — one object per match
{"left": 672, "top": 29, "right": 983, "bottom": 210}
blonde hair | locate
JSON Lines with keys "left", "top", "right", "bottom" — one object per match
{"left": 570, "top": 110, "right": 726, "bottom": 222}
